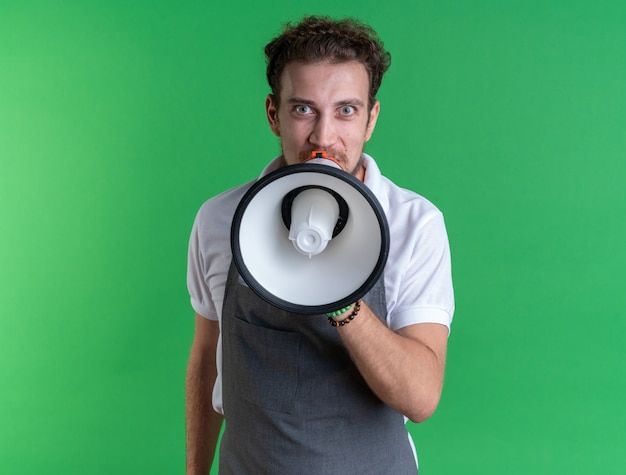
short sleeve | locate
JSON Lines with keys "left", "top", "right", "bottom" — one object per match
{"left": 388, "top": 212, "right": 455, "bottom": 332}
{"left": 187, "top": 211, "right": 219, "bottom": 320}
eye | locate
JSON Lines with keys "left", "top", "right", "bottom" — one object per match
{"left": 339, "top": 105, "right": 356, "bottom": 116}
{"left": 294, "top": 105, "right": 313, "bottom": 115}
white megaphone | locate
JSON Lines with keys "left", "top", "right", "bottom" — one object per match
{"left": 230, "top": 151, "right": 389, "bottom": 315}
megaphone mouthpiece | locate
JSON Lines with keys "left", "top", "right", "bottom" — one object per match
{"left": 307, "top": 151, "right": 343, "bottom": 169}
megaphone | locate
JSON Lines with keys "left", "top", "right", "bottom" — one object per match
{"left": 230, "top": 152, "right": 389, "bottom": 315}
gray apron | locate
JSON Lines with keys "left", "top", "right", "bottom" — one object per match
{"left": 219, "top": 261, "right": 418, "bottom": 474}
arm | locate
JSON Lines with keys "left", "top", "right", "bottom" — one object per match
{"left": 336, "top": 304, "right": 448, "bottom": 423}
{"left": 186, "top": 314, "right": 223, "bottom": 475}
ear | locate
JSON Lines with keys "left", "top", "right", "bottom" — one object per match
{"left": 266, "top": 94, "right": 281, "bottom": 137}
{"left": 365, "top": 100, "right": 381, "bottom": 142}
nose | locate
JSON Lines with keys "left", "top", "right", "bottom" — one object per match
{"left": 309, "top": 115, "right": 337, "bottom": 149}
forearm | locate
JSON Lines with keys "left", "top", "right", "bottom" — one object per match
{"left": 185, "top": 338, "right": 223, "bottom": 474}
{"left": 336, "top": 303, "right": 447, "bottom": 423}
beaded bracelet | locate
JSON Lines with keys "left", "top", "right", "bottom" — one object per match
{"left": 327, "top": 300, "right": 361, "bottom": 327}
{"left": 325, "top": 304, "right": 354, "bottom": 318}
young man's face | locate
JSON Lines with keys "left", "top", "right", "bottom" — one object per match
{"left": 266, "top": 60, "right": 380, "bottom": 181}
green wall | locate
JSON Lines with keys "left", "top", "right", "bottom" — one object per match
{"left": 1, "top": 1, "right": 625, "bottom": 473}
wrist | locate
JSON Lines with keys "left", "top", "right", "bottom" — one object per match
{"left": 327, "top": 300, "right": 361, "bottom": 326}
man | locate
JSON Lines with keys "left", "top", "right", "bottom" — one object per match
{"left": 186, "top": 16, "right": 454, "bottom": 474}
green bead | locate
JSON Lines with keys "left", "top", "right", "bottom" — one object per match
{"left": 326, "top": 304, "right": 353, "bottom": 318}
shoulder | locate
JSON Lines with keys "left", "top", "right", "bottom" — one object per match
{"left": 383, "top": 178, "right": 443, "bottom": 226}
{"left": 193, "top": 157, "right": 283, "bottom": 230}
{"left": 193, "top": 181, "right": 255, "bottom": 232}
{"left": 362, "top": 153, "right": 443, "bottom": 222}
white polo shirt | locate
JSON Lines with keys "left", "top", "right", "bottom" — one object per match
{"left": 187, "top": 154, "right": 455, "bottom": 413}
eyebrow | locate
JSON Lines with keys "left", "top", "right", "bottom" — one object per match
{"left": 287, "top": 97, "right": 366, "bottom": 108}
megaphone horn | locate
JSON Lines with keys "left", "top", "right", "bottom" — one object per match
{"left": 231, "top": 154, "right": 389, "bottom": 315}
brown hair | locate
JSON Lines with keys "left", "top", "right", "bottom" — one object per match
{"left": 264, "top": 16, "right": 391, "bottom": 111}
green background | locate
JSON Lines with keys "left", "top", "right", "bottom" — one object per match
{"left": 1, "top": 0, "right": 625, "bottom": 473}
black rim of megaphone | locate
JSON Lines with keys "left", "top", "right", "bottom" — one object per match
{"left": 230, "top": 163, "right": 390, "bottom": 315}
